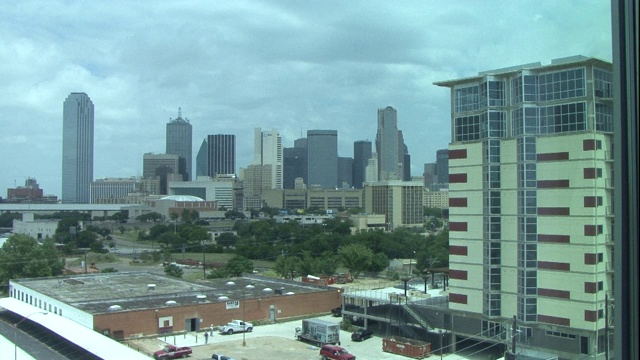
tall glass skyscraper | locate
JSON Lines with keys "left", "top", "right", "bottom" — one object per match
{"left": 166, "top": 108, "right": 192, "bottom": 180}
{"left": 353, "top": 140, "right": 372, "bottom": 189}
{"left": 376, "top": 106, "right": 410, "bottom": 181}
{"left": 196, "top": 135, "right": 236, "bottom": 177}
{"left": 62, "top": 92, "right": 94, "bottom": 203}
{"left": 307, "top": 130, "right": 337, "bottom": 189}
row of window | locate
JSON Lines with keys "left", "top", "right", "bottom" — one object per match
{"left": 12, "top": 289, "right": 62, "bottom": 316}
{"left": 453, "top": 101, "right": 605, "bottom": 141}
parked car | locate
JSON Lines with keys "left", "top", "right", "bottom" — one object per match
{"left": 351, "top": 328, "right": 374, "bottom": 342}
{"left": 218, "top": 319, "right": 253, "bottom": 335}
{"left": 153, "top": 345, "right": 193, "bottom": 359}
{"left": 319, "top": 345, "right": 356, "bottom": 360}
{"left": 211, "top": 354, "right": 236, "bottom": 360}
{"left": 331, "top": 304, "right": 359, "bottom": 317}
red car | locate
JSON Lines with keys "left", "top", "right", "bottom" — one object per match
{"left": 153, "top": 344, "right": 193, "bottom": 359}
{"left": 319, "top": 345, "right": 356, "bottom": 360}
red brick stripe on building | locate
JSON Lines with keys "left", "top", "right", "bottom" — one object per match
{"left": 537, "top": 207, "right": 570, "bottom": 216}
{"left": 449, "top": 245, "right": 468, "bottom": 256}
{"left": 449, "top": 293, "right": 468, "bottom": 304}
{"left": 449, "top": 173, "right": 468, "bottom": 183}
{"left": 449, "top": 269, "right": 468, "bottom": 280}
{"left": 584, "top": 253, "right": 597, "bottom": 265}
{"left": 584, "top": 196, "right": 598, "bottom": 207}
{"left": 584, "top": 168, "right": 597, "bottom": 179}
{"left": 538, "top": 288, "right": 570, "bottom": 299}
{"left": 584, "top": 282, "right": 598, "bottom": 293}
{"left": 449, "top": 222, "right": 468, "bottom": 232}
{"left": 584, "top": 310, "right": 598, "bottom": 322}
{"left": 537, "top": 179, "right": 570, "bottom": 188}
{"left": 584, "top": 225, "right": 600, "bottom": 236}
{"left": 537, "top": 152, "right": 569, "bottom": 161}
{"left": 449, "top": 197, "right": 468, "bottom": 207}
{"left": 538, "top": 234, "right": 570, "bottom": 243}
{"left": 583, "top": 139, "right": 597, "bottom": 150}
{"left": 538, "top": 261, "right": 571, "bottom": 271}
{"left": 449, "top": 149, "right": 468, "bottom": 159}
{"left": 538, "top": 314, "right": 570, "bottom": 326}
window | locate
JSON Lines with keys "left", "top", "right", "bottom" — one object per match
{"left": 594, "top": 67, "right": 613, "bottom": 98}
{"left": 455, "top": 84, "right": 481, "bottom": 112}
{"left": 539, "top": 68, "right": 585, "bottom": 101}
{"left": 454, "top": 115, "right": 482, "bottom": 142}
{"left": 539, "top": 102, "right": 586, "bottom": 134}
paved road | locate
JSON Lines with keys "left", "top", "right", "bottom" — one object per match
{"left": 132, "top": 314, "right": 483, "bottom": 360}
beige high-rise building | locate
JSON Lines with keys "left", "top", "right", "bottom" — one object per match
{"left": 435, "top": 56, "right": 613, "bottom": 359}
{"left": 364, "top": 180, "right": 423, "bottom": 230}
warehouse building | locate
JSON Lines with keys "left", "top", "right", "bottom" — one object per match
{"left": 9, "top": 272, "right": 341, "bottom": 340}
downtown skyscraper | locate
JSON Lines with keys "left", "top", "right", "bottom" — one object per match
{"left": 62, "top": 92, "right": 94, "bottom": 204}
{"left": 353, "top": 140, "right": 372, "bottom": 188}
{"left": 195, "top": 134, "right": 235, "bottom": 178}
{"left": 166, "top": 108, "right": 192, "bottom": 180}
{"left": 376, "top": 106, "right": 410, "bottom": 181}
{"left": 307, "top": 130, "right": 338, "bottom": 189}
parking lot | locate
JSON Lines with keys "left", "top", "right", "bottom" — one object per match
{"left": 130, "top": 314, "right": 476, "bottom": 360}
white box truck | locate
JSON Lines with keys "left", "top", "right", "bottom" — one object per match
{"left": 295, "top": 319, "right": 340, "bottom": 347}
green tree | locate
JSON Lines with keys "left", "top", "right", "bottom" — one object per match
{"left": 164, "top": 264, "right": 183, "bottom": 278}
{"left": 0, "top": 212, "right": 22, "bottom": 227}
{"left": 0, "top": 234, "right": 65, "bottom": 290}
{"left": 110, "top": 211, "right": 129, "bottom": 222}
{"left": 273, "top": 255, "right": 302, "bottom": 279}
{"left": 136, "top": 212, "right": 162, "bottom": 222}
{"left": 369, "top": 252, "right": 390, "bottom": 273}
{"left": 338, "top": 243, "right": 373, "bottom": 277}
{"left": 224, "top": 255, "right": 254, "bottom": 277}
{"left": 216, "top": 232, "right": 239, "bottom": 249}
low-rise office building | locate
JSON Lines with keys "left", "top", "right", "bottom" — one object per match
{"left": 9, "top": 272, "right": 341, "bottom": 340}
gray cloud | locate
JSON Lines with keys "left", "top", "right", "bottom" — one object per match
{"left": 0, "top": 0, "right": 612, "bottom": 196}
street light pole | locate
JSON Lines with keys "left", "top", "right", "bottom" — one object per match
{"left": 14, "top": 312, "right": 48, "bottom": 360}
{"left": 242, "top": 284, "right": 254, "bottom": 347}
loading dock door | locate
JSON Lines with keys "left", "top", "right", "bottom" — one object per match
{"left": 185, "top": 318, "right": 199, "bottom": 332}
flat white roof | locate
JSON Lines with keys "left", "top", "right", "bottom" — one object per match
{"left": 0, "top": 297, "right": 150, "bottom": 359}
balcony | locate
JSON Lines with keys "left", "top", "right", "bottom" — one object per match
{"left": 604, "top": 234, "right": 614, "bottom": 246}
{"left": 606, "top": 262, "right": 614, "bottom": 273}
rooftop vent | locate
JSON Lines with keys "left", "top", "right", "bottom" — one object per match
{"left": 286, "top": 292, "right": 295, "bottom": 295}
{"left": 108, "top": 305, "right": 122, "bottom": 311}
{"left": 148, "top": 284, "right": 156, "bottom": 291}
{"left": 263, "top": 288, "right": 273, "bottom": 293}
{"left": 165, "top": 300, "right": 177, "bottom": 306}
{"left": 274, "top": 288, "right": 283, "bottom": 295}
{"left": 217, "top": 296, "right": 229, "bottom": 301}
{"left": 196, "top": 294, "right": 207, "bottom": 299}
{"left": 226, "top": 281, "right": 236, "bottom": 286}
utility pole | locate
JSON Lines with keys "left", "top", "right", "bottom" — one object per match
{"left": 605, "top": 293, "right": 609, "bottom": 360}
{"left": 511, "top": 315, "right": 517, "bottom": 354}
{"left": 202, "top": 241, "right": 206, "bottom": 280}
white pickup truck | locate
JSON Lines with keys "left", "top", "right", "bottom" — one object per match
{"left": 218, "top": 319, "right": 253, "bottom": 335}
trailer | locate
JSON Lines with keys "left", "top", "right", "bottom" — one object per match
{"left": 295, "top": 319, "right": 341, "bottom": 347}
{"left": 382, "top": 336, "right": 431, "bottom": 359}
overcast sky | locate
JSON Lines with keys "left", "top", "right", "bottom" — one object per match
{"left": 0, "top": 0, "right": 612, "bottom": 198}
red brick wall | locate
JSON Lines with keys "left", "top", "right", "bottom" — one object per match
{"left": 93, "top": 289, "right": 341, "bottom": 338}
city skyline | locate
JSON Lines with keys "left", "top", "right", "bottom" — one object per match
{"left": 0, "top": 1, "right": 612, "bottom": 198}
